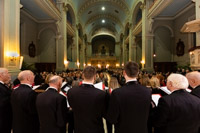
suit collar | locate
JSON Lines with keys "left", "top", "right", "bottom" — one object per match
{"left": 126, "top": 81, "right": 138, "bottom": 85}
{"left": 46, "top": 87, "right": 58, "bottom": 91}
{"left": 171, "top": 89, "right": 186, "bottom": 94}
{"left": 0, "top": 81, "right": 4, "bottom": 84}
{"left": 81, "top": 84, "right": 94, "bottom": 88}
{"left": 21, "top": 83, "right": 32, "bottom": 88}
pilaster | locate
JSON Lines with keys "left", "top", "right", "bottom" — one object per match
{"left": 0, "top": 0, "right": 21, "bottom": 76}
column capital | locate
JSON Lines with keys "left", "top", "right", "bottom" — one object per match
{"left": 140, "top": 2, "right": 146, "bottom": 10}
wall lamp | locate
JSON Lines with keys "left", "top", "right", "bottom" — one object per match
{"left": 6, "top": 52, "right": 19, "bottom": 61}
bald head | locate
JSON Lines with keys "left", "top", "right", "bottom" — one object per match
{"left": 0, "top": 68, "right": 11, "bottom": 84}
{"left": 49, "top": 76, "right": 62, "bottom": 91}
{"left": 18, "top": 70, "right": 34, "bottom": 85}
{"left": 186, "top": 71, "right": 200, "bottom": 88}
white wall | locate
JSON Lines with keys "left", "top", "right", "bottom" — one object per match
{"left": 38, "top": 29, "right": 56, "bottom": 63}
{"left": 154, "top": 26, "right": 172, "bottom": 62}
{"left": 20, "top": 12, "right": 38, "bottom": 63}
{"left": 173, "top": 7, "right": 195, "bottom": 66}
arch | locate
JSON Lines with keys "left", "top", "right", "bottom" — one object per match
{"left": 90, "top": 33, "right": 116, "bottom": 42}
{"left": 153, "top": 25, "right": 174, "bottom": 37}
{"left": 67, "top": 3, "right": 76, "bottom": 26}
{"left": 38, "top": 25, "right": 57, "bottom": 40}
{"left": 131, "top": 1, "right": 143, "bottom": 26}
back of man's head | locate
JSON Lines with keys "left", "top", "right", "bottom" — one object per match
{"left": 186, "top": 71, "right": 200, "bottom": 88}
{"left": 49, "top": 75, "right": 62, "bottom": 90}
{"left": 83, "top": 66, "right": 96, "bottom": 80}
{"left": 167, "top": 73, "right": 188, "bottom": 90}
{"left": 18, "top": 70, "right": 34, "bottom": 83}
{"left": 124, "top": 61, "right": 139, "bottom": 78}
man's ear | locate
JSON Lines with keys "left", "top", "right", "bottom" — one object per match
{"left": 123, "top": 70, "right": 126, "bottom": 77}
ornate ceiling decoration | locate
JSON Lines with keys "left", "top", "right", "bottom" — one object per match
{"left": 77, "top": 0, "right": 130, "bottom": 17}
{"left": 84, "top": 14, "right": 123, "bottom": 29}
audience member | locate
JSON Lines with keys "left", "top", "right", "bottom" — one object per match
{"left": 68, "top": 66, "right": 107, "bottom": 133}
{"left": 36, "top": 75, "right": 68, "bottom": 133}
{"left": 152, "top": 73, "right": 200, "bottom": 133}
{"left": 0, "top": 68, "right": 12, "bottom": 133}
{"left": 107, "top": 61, "right": 151, "bottom": 133}
{"left": 11, "top": 70, "right": 39, "bottom": 133}
{"left": 186, "top": 71, "right": 200, "bottom": 98}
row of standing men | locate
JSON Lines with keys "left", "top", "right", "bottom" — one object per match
{"left": 1, "top": 61, "right": 200, "bottom": 133}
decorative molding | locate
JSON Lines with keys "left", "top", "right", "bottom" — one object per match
{"left": 78, "top": 0, "right": 130, "bottom": 17}
{"left": 147, "top": 0, "right": 173, "bottom": 19}
{"left": 35, "top": 0, "right": 62, "bottom": 21}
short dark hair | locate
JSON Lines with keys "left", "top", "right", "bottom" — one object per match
{"left": 124, "top": 61, "right": 139, "bottom": 78}
{"left": 83, "top": 66, "right": 96, "bottom": 80}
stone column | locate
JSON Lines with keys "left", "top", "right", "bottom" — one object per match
{"left": 122, "top": 34, "right": 126, "bottom": 65}
{"left": 129, "top": 23, "right": 133, "bottom": 61}
{"left": 196, "top": 0, "right": 200, "bottom": 46}
{"left": 0, "top": 0, "right": 21, "bottom": 75}
{"left": 145, "top": 35, "right": 154, "bottom": 72}
{"left": 141, "top": 3, "right": 147, "bottom": 69}
{"left": 56, "top": 1, "right": 67, "bottom": 71}
{"left": 132, "top": 36, "right": 137, "bottom": 62}
{"left": 75, "top": 25, "right": 79, "bottom": 68}
{"left": 72, "top": 37, "right": 76, "bottom": 62}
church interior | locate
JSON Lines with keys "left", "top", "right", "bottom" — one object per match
{"left": 0, "top": 0, "right": 200, "bottom": 76}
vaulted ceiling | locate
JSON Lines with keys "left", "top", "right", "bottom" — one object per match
{"left": 72, "top": 0, "right": 136, "bottom": 37}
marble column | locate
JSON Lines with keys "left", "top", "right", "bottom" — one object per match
{"left": 0, "top": 0, "right": 21, "bottom": 76}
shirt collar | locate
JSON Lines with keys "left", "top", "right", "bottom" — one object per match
{"left": 126, "top": 79, "right": 137, "bottom": 83}
{"left": 21, "top": 83, "right": 32, "bottom": 88}
{"left": 46, "top": 86, "right": 58, "bottom": 91}
{"left": 0, "top": 81, "right": 4, "bottom": 84}
{"left": 82, "top": 81, "right": 94, "bottom": 85}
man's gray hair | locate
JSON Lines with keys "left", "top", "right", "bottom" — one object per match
{"left": 167, "top": 73, "right": 189, "bottom": 89}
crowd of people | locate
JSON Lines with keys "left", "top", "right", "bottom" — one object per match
{"left": 1, "top": 62, "right": 200, "bottom": 133}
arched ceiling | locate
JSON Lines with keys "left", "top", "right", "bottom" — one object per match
{"left": 72, "top": 0, "right": 136, "bottom": 37}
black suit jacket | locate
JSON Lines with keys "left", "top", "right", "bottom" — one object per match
{"left": 36, "top": 88, "right": 68, "bottom": 133}
{"left": 67, "top": 84, "right": 107, "bottom": 133}
{"left": 11, "top": 84, "right": 39, "bottom": 133}
{"left": 191, "top": 85, "right": 200, "bottom": 98}
{"left": 152, "top": 89, "right": 200, "bottom": 133}
{"left": 107, "top": 81, "right": 151, "bottom": 133}
{"left": 0, "top": 82, "right": 12, "bottom": 133}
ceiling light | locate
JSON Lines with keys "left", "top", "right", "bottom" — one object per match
{"left": 102, "top": 19, "right": 105, "bottom": 23}
{"left": 101, "top": 6, "right": 105, "bottom": 11}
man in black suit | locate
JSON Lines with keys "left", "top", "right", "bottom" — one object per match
{"left": 0, "top": 68, "right": 12, "bottom": 133}
{"left": 36, "top": 75, "right": 68, "bottom": 133}
{"left": 152, "top": 73, "right": 200, "bottom": 133}
{"left": 107, "top": 61, "right": 151, "bottom": 133}
{"left": 186, "top": 71, "right": 200, "bottom": 98}
{"left": 11, "top": 70, "right": 39, "bottom": 133}
{"left": 68, "top": 66, "right": 107, "bottom": 133}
